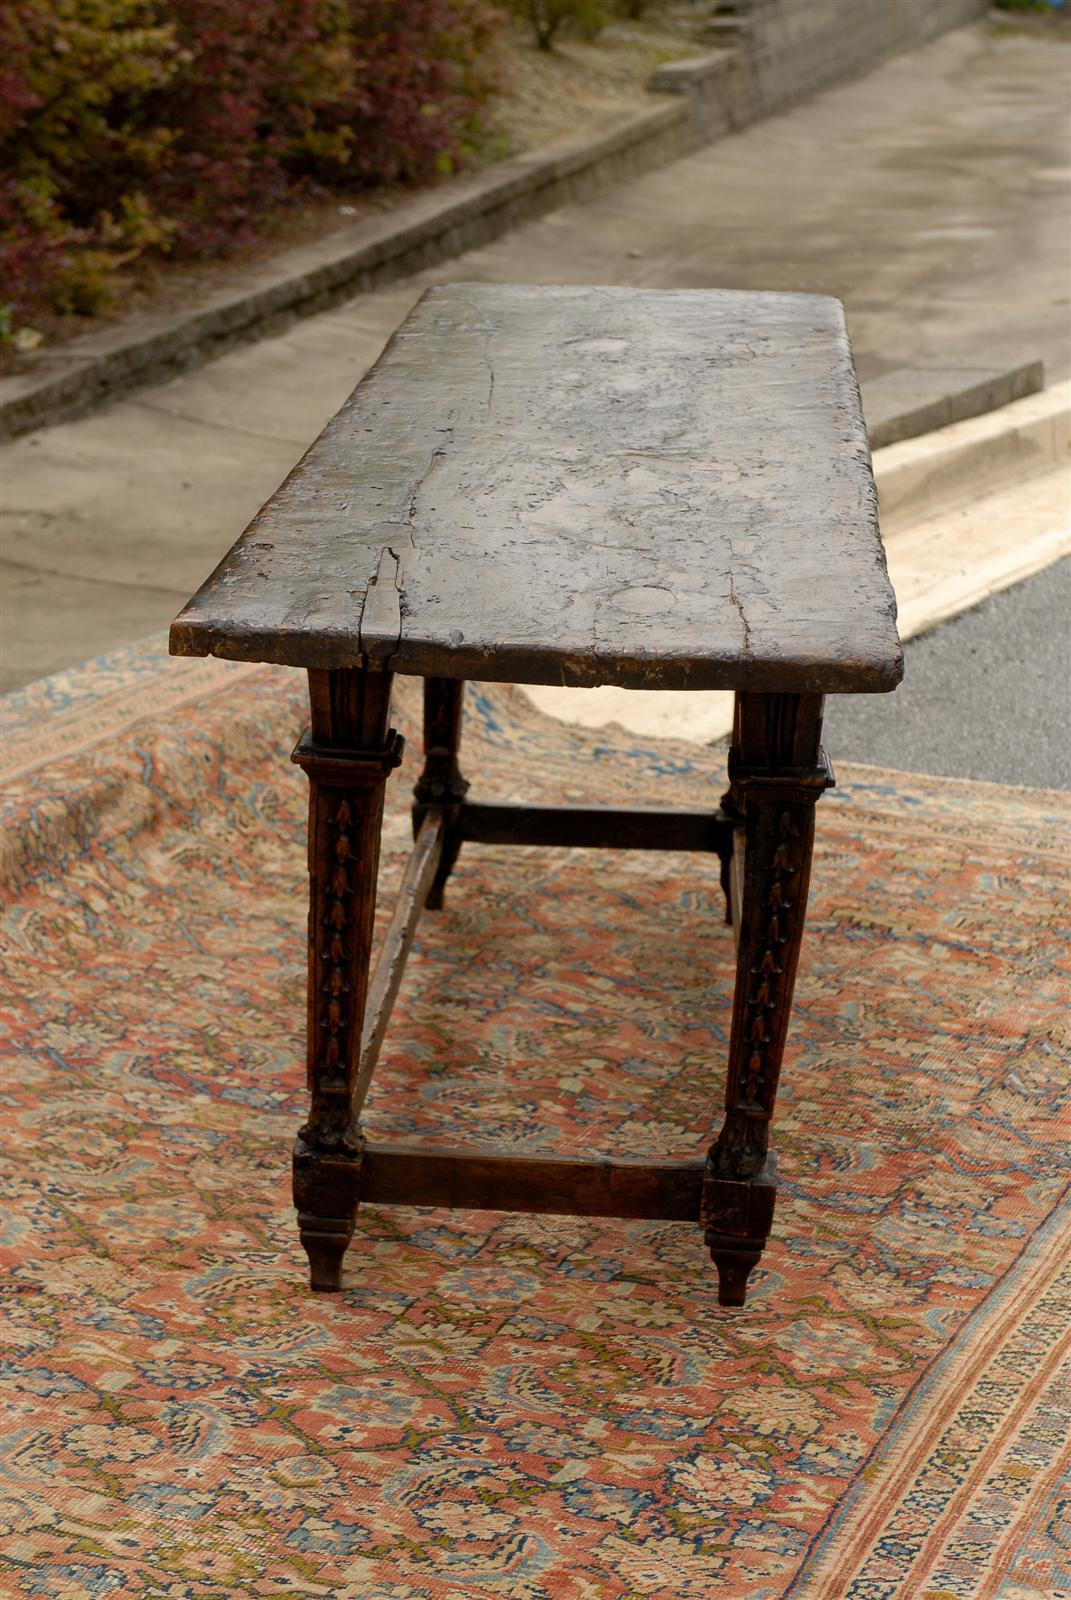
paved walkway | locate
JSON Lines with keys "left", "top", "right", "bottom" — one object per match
{"left": 2, "top": 20, "right": 1069, "bottom": 691}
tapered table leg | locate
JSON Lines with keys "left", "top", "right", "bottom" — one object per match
{"left": 290, "top": 667, "right": 403, "bottom": 1291}
{"left": 703, "top": 692, "right": 833, "bottom": 1306}
{"left": 412, "top": 677, "right": 469, "bottom": 909}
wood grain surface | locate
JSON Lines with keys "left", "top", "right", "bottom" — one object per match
{"left": 170, "top": 284, "right": 901, "bottom": 693}
{"left": 361, "top": 1142, "right": 706, "bottom": 1221}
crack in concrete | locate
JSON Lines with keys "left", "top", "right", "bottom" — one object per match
{"left": 483, "top": 341, "right": 495, "bottom": 419}
{"left": 1, "top": 553, "right": 185, "bottom": 596}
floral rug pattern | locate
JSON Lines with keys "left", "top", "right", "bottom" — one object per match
{"left": 2, "top": 642, "right": 1070, "bottom": 1599}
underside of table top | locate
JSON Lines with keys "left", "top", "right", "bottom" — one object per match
{"left": 170, "top": 283, "right": 902, "bottom": 694}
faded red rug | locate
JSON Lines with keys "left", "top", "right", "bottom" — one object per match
{"left": 2, "top": 642, "right": 1069, "bottom": 1600}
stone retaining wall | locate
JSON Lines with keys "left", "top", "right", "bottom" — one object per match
{"left": 737, "top": 0, "right": 989, "bottom": 116}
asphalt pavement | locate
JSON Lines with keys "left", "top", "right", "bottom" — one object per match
{"left": 821, "top": 556, "right": 1070, "bottom": 790}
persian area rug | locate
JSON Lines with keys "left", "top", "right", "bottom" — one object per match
{"left": 2, "top": 641, "right": 1070, "bottom": 1600}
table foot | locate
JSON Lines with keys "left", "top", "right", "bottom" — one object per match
{"left": 293, "top": 1136, "right": 364, "bottom": 1292}
{"left": 299, "top": 1217, "right": 352, "bottom": 1292}
{"left": 701, "top": 1148, "right": 777, "bottom": 1308}
{"left": 706, "top": 1235, "right": 765, "bottom": 1306}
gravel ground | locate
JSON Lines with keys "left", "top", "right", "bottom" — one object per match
{"left": 822, "top": 558, "right": 1071, "bottom": 790}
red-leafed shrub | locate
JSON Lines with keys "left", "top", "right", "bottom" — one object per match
{"left": 0, "top": 0, "right": 503, "bottom": 332}
{"left": 148, "top": 0, "right": 353, "bottom": 256}
{"left": 302, "top": 0, "right": 504, "bottom": 186}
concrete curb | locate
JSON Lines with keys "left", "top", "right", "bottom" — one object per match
{"left": 874, "top": 380, "right": 1071, "bottom": 531}
{"left": 864, "top": 359, "right": 1044, "bottom": 450}
{"left": 0, "top": 54, "right": 738, "bottom": 443}
{"left": 889, "top": 470, "right": 1070, "bottom": 646}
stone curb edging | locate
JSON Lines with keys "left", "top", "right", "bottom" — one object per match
{"left": 0, "top": 53, "right": 737, "bottom": 443}
{"left": 874, "top": 379, "right": 1071, "bottom": 531}
{"left": 865, "top": 359, "right": 1044, "bottom": 451}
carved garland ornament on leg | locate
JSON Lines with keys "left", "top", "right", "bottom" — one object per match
{"left": 704, "top": 692, "right": 832, "bottom": 1306}
{"left": 291, "top": 668, "right": 403, "bottom": 1292}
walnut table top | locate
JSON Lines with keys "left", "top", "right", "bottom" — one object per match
{"left": 170, "top": 283, "right": 902, "bottom": 696}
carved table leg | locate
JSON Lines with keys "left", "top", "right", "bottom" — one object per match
{"left": 290, "top": 667, "right": 403, "bottom": 1291}
{"left": 703, "top": 692, "right": 833, "bottom": 1306}
{"left": 412, "top": 677, "right": 469, "bottom": 909}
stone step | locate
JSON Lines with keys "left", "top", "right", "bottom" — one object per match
{"left": 862, "top": 359, "right": 1044, "bottom": 450}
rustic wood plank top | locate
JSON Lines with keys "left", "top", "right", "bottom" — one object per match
{"left": 170, "top": 284, "right": 902, "bottom": 693}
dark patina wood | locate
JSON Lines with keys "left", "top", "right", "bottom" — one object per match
{"left": 703, "top": 691, "right": 832, "bottom": 1302}
{"left": 412, "top": 678, "right": 468, "bottom": 909}
{"left": 459, "top": 800, "right": 737, "bottom": 856}
{"left": 367, "top": 1144, "right": 706, "bottom": 1220}
{"left": 170, "top": 283, "right": 901, "bottom": 695}
{"left": 169, "top": 283, "right": 902, "bottom": 1310}
{"left": 355, "top": 808, "right": 443, "bottom": 1107}
{"left": 290, "top": 666, "right": 402, "bottom": 1290}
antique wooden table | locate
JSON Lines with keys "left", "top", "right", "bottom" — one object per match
{"left": 171, "top": 283, "right": 902, "bottom": 1307}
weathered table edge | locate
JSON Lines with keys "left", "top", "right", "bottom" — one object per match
{"left": 168, "top": 618, "right": 903, "bottom": 695}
